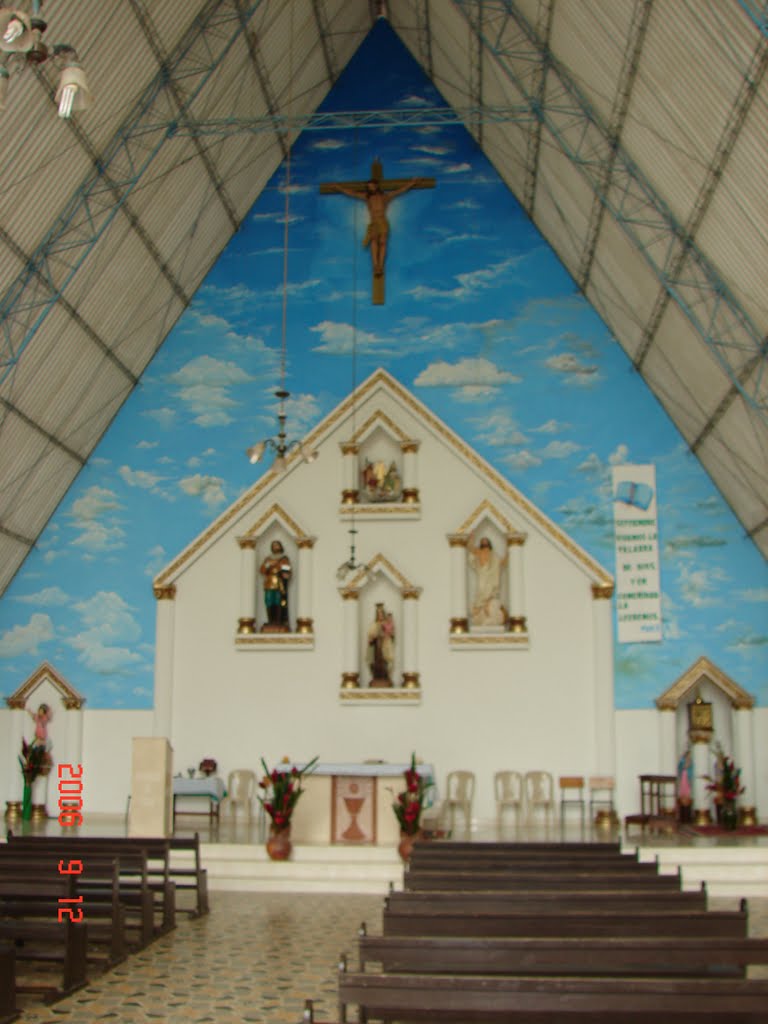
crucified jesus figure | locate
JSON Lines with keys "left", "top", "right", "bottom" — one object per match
{"left": 320, "top": 159, "right": 436, "bottom": 304}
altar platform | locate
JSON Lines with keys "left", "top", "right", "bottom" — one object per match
{"left": 8, "top": 812, "right": 767, "bottom": 898}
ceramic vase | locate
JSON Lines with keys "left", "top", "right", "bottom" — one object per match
{"left": 266, "top": 826, "right": 292, "bottom": 861}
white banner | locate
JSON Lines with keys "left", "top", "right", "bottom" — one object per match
{"left": 612, "top": 464, "right": 662, "bottom": 643}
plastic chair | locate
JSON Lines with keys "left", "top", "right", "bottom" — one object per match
{"left": 559, "top": 775, "right": 586, "bottom": 827}
{"left": 444, "top": 771, "right": 475, "bottom": 833}
{"left": 588, "top": 775, "right": 616, "bottom": 823}
{"left": 221, "top": 769, "right": 256, "bottom": 823}
{"left": 494, "top": 770, "right": 523, "bottom": 830}
{"left": 524, "top": 770, "right": 555, "bottom": 826}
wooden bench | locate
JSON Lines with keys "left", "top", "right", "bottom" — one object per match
{"left": 336, "top": 968, "right": 768, "bottom": 1022}
{"left": 6, "top": 835, "right": 185, "bottom": 925}
{"left": 0, "top": 875, "right": 88, "bottom": 1002}
{"left": 356, "top": 927, "right": 768, "bottom": 979}
{"left": 0, "top": 850, "right": 146, "bottom": 956}
{"left": 382, "top": 901, "right": 749, "bottom": 939}
{"left": 385, "top": 888, "right": 708, "bottom": 914}
{"left": 0, "top": 941, "right": 18, "bottom": 1024}
{"left": 403, "top": 868, "right": 683, "bottom": 892}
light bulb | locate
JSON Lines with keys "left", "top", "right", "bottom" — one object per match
{"left": 55, "top": 63, "right": 92, "bottom": 119}
{"left": 246, "top": 441, "right": 266, "bottom": 464}
{"left": 3, "top": 16, "right": 23, "bottom": 43}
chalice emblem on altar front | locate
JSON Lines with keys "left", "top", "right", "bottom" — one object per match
{"left": 342, "top": 782, "right": 366, "bottom": 841}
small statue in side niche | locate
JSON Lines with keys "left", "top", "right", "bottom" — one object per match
{"left": 28, "top": 703, "right": 52, "bottom": 748}
{"left": 468, "top": 535, "right": 508, "bottom": 628}
{"left": 361, "top": 457, "right": 402, "bottom": 502}
{"left": 260, "top": 539, "right": 292, "bottom": 631}
{"left": 367, "top": 603, "right": 396, "bottom": 686}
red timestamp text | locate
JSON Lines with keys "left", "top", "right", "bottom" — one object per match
{"left": 57, "top": 763, "right": 83, "bottom": 827}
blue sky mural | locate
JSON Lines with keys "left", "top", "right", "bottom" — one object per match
{"left": 0, "top": 22, "right": 765, "bottom": 710}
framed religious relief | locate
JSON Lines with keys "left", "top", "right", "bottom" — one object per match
{"left": 331, "top": 776, "right": 376, "bottom": 843}
{"left": 687, "top": 697, "right": 713, "bottom": 732}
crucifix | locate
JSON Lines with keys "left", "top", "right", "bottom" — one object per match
{"left": 320, "top": 158, "right": 436, "bottom": 304}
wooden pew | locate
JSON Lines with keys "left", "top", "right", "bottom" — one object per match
{"left": 8, "top": 832, "right": 209, "bottom": 917}
{"left": 385, "top": 888, "right": 707, "bottom": 914}
{"left": 0, "top": 941, "right": 18, "bottom": 1024}
{"left": 382, "top": 900, "right": 749, "bottom": 939}
{"left": 356, "top": 927, "right": 768, "bottom": 979}
{"left": 336, "top": 968, "right": 768, "bottom": 1022}
{"left": 6, "top": 835, "right": 177, "bottom": 931}
{"left": 0, "top": 875, "right": 88, "bottom": 1001}
{"left": 403, "top": 868, "right": 683, "bottom": 892}
{"left": 0, "top": 850, "right": 142, "bottom": 956}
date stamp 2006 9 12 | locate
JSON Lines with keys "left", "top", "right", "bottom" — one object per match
{"left": 57, "top": 763, "right": 84, "bottom": 922}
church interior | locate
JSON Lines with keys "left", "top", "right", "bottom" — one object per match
{"left": 0, "top": 0, "right": 767, "bottom": 1021}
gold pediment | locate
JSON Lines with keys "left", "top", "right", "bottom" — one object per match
{"left": 655, "top": 655, "right": 754, "bottom": 710}
{"left": 6, "top": 661, "right": 85, "bottom": 710}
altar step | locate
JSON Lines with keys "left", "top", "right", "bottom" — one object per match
{"left": 201, "top": 839, "right": 768, "bottom": 898}
{"left": 202, "top": 841, "right": 404, "bottom": 894}
{"left": 631, "top": 843, "right": 768, "bottom": 899}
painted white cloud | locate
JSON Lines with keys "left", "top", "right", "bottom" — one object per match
{"left": 67, "top": 591, "right": 144, "bottom": 674}
{"left": 608, "top": 444, "right": 629, "bottom": 466}
{"left": 169, "top": 355, "right": 254, "bottom": 427}
{"left": 678, "top": 565, "right": 727, "bottom": 607}
{"left": 407, "top": 255, "right": 522, "bottom": 301}
{"left": 15, "top": 586, "right": 70, "bottom": 606}
{"left": 545, "top": 353, "right": 598, "bottom": 377}
{"left": 311, "top": 138, "right": 346, "bottom": 151}
{"left": 0, "top": 613, "right": 54, "bottom": 657}
{"left": 70, "top": 486, "right": 121, "bottom": 521}
{"left": 67, "top": 486, "right": 126, "bottom": 552}
{"left": 179, "top": 473, "right": 227, "bottom": 509}
{"left": 310, "top": 320, "right": 392, "bottom": 355}
{"left": 540, "top": 440, "right": 581, "bottom": 460}
{"left": 470, "top": 410, "right": 528, "bottom": 448}
{"left": 145, "top": 545, "right": 167, "bottom": 578}
{"left": 738, "top": 588, "right": 768, "bottom": 602}
{"left": 118, "top": 466, "right": 164, "bottom": 490}
{"left": 136, "top": 440, "right": 158, "bottom": 450}
{"left": 414, "top": 357, "right": 520, "bottom": 388}
{"left": 533, "top": 419, "right": 569, "bottom": 435}
{"left": 71, "top": 521, "right": 126, "bottom": 552}
{"left": 503, "top": 450, "right": 542, "bottom": 471}
{"left": 144, "top": 407, "right": 176, "bottom": 429}
{"left": 445, "top": 162, "right": 471, "bottom": 174}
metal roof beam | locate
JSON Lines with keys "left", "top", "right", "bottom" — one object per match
{"left": 468, "top": 0, "right": 484, "bottom": 147}
{"left": 0, "top": 396, "right": 86, "bottom": 467}
{"left": 736, "top": 0, "right": 768, "bottom": 38}
{"left": 0, "top": 0, "right": 266, "bottom": 390}
{"left": 454, "top": 0, "right": 768, "bottom": 423}
{"left": 634, "top": 35, "right": 768, "bottom": 370}
{"left": 577, "top": 0, "right": 652, "bottom": 293}
{"left": 236, "top": 0, "right": 289, "bottom": 162}
{"left": 129, "top": 0, "right": 241, "bottom": 234}
{"left": 311, "top": 0, "right": 340, "bottom": 86}
{"left": 160, "top": 105, "right": 533, "bottom": 135}
{"left": 414, "top": 0, "right": 433, "bottom": 80}
{"left": 0, "top": 523, "right": 34, "bottom": 548}
{"left": 522, "top": 0, "right": 553, "bottom": 216}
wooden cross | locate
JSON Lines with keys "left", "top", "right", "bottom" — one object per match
{"left": 320, "top": 158, "right": 436, "bottom": 304}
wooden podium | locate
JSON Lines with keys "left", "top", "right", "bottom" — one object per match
{"left": 128, "top": 737, "right": 173, "bottom": 837}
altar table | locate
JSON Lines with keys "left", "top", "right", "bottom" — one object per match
{"left": 283, "top": 762, "right": 437, "bottom": 845}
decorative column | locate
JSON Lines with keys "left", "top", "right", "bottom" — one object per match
{"left": 401, "top": 587, "right": 422, "bottom": 689}
{"left": 732, "top": 702, "right": 757, "bottom": 825}
{"left": 656, "top": 704, "right": 677, "bottom": 775}
{"left": 591, "top": 583, "right": 616, "bottom": 777}
{"left": 506, "top": 531, "right": 527, "bottom": 633}
{"left": 5, "top": 699, "right": 25, "bottom": 818}
{"left": 448, "top": 534, "right": 469, "bottom": 633}
{"left": 296, "top": 537, "right": 315, "bottom": 634}
{"left": 340, "top": 442, "right": 359, "bottom": 505}
{"left": 687, "top": 695, "right": 714, "bottom": 825}
{"left": 64, "top": 694, "right": 85, "bottom": 771}
{"left": 152, "top": 584, "right": 177, "bottom": 738}
{"left": 237, "top": 537, "right": 258, "bottom": 634}
{"left": 340, "top": 588, "right": 360, "bottom": 688}
{"left": 401, "top": 440, "right": 420, "bottom": 504}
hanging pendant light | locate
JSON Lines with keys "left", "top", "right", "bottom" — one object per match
{"left": 244, "top": 1, "right": 317, "bottom": 474}
{"left": 0, "top": 3, "right": 92, "bottom": 119}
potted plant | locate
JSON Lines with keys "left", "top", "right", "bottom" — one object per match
{"left": 258, "top": 755, "right": 319, "bottom": 859}
{"left": 19, "top": 738, "right": 52, "bottom": 821}
{"left": 705, "top": 751, "right": 744, "bottom": 830}
{"left": 392, "top": 753, "right": 433, "bottom": 861}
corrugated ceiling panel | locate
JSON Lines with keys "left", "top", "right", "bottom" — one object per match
{"left": 134, "top": 0, "right": 208, "bottom": 57}
{"left": 214, "top": 136, "right": 285, "bottom": 226}
{"left": 0, "top": 412, "right": 77, "bottom": 535}
{"left": 586, "top": 213, "right": 663, "bottom": 360}
{"left": 532, "top": 135, "right": 595, "bottom": 276}
{"left": 53, "top": 363, "right": 134, "bottom": 459}
{"left": 0, "top": 535, "right": 29, "bottom": 595}
{"left": 428, "top": 6, "right": 474, "bottom": 107}
{"left": 550, "top": 0, "right": 630, "bottom": 129}
{"left": 695, "top": 94, "right": 768, "bottom": 338}
{"left": 621, "top": 5, "right": 742, "bottom": 230}
{"left": 478, "top": 121, "right": 530, "bottom": 201}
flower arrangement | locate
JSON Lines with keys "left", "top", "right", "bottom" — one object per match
{"left": 392, "top": 753, "right": 433, "bottom": 836}
{"left": 198, "top": 758, "right": 217, "bottom": 777}
{"left": 19, "top": 738, "right": 52, "bottom": 784}
{"left": 258, "top": 755, "right": 319, "bottom": 832}
{"left": 705, "top": 752, "right": 745, "bottom": 804}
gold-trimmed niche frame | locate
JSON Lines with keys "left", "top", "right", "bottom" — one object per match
{"left": 339, "top": 409, "right": 421, "bottom": 519}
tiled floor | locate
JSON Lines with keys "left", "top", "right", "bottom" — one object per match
{"left": 8, "top": 818, "right": 768, "bottom": 1024}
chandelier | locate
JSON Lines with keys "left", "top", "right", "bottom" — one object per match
{"left": 0, "top": 2, "right": 92, "bottom": 118}
{"left": 245, "top": 1, "right": 316, "bottom": 474}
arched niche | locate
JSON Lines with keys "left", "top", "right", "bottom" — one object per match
{"left": 339, "top": 410, "right": 420, "bottom": 516}
{"left": 235, "top": 503, "right": 315, "bottom": 650}
{"left": 338, "top": 554, "right": 421, "bottom": 702}
{"left": 447, "top": 500, "right": 528, "bottom": 649}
